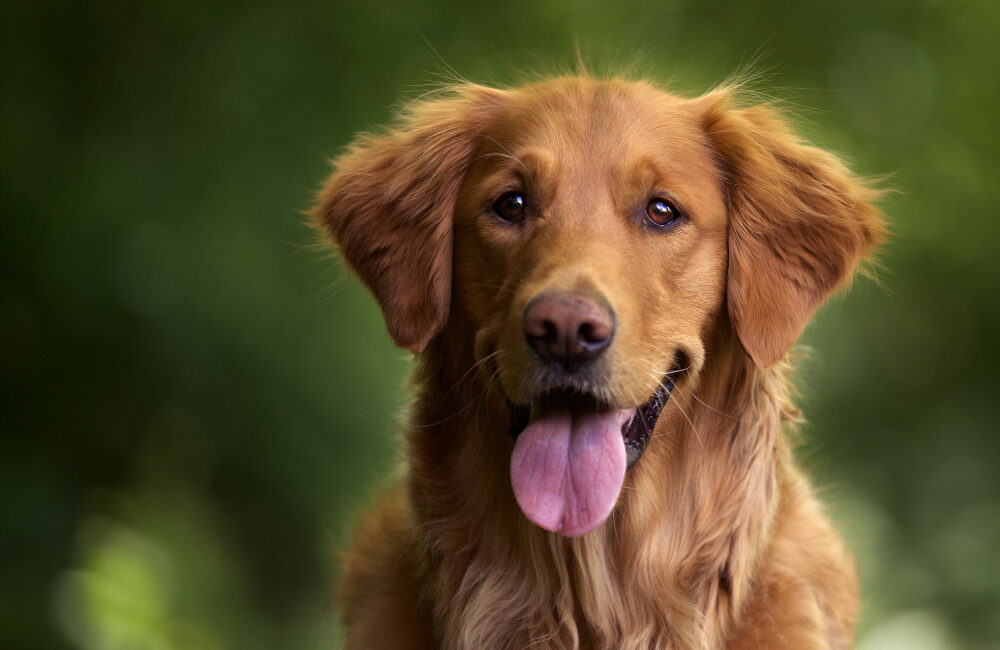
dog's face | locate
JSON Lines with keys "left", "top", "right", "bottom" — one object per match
{"left": 316, "top": 77, "right": 881, "bottom": 537}
{"left": 450, "top": 84, "right": 732, "bottom": 534}
{"left": 453, "top": 81, "right": 727, "bottom": 413}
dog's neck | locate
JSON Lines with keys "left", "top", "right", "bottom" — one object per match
{"left": 405, "top": 321, "right": 796, "bottom": 649}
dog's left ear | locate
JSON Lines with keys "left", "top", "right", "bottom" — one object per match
{"left": 700, "top": 90, "right": 886, "bottom": 368}
{"left": 313, "top": 85, "right": 505, "bottom": 353}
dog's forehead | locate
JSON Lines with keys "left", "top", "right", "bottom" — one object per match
{"left": 507, "top": 79, "right": 685, "bottom": 132}
{"left": 483, "top": 78, "right": 719, "bottom": 187}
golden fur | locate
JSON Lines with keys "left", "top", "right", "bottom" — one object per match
{"left": 314, "top": 75, "right": 884, "bottom": 649}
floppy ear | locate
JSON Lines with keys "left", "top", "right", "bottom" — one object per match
{"left": 313, "top": 85, "right": 505, "bottom": 353}
{"left": 701, "top": 91, "right": 886, "bottom": 368}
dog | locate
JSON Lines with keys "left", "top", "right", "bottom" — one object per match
{"left": 313, "top": 73, "right": 884, "bottom": 649}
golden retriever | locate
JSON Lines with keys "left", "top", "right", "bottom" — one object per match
{"left": 313, "top": 73, "right": 884, "bottom": 649}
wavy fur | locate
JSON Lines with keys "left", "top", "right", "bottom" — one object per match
{"left": 314, "top": 75, "right": 883, "bottom": 649}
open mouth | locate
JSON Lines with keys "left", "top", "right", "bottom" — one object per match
{"left": 507, "top": 375, "right": 675, "bottom": 469}
{"left": 505, "top": 364, "right": 680, "bottom": 537}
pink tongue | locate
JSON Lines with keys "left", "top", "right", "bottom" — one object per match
{"left": 510, "top": 409, "right": 629, "bottom": 537}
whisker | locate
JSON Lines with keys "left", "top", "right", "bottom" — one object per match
{"left": 471, "top": 151, "right": 527, "bottom": 169}
{"left": 669, "top": 390, "right": 704, "bottom": 448}
{"left": 691, "top": 393, "right": 740, "bottom": 420}
{"left": 477, "top": 134, "right": 526, "bottom": 168}
{"left": 639, "top": 365, "right": 702, "bottom": 447}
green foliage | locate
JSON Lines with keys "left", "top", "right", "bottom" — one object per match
{"left": 1, "top": 0, "right": 997, "bottom": 648}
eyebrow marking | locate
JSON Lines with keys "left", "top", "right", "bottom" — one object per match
{"left": 613, "top": 156, "right": 697, "bottom": 218}
{"left": 613, "top": 156, "right": 659, "bottom": 212}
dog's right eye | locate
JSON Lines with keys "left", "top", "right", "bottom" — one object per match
{"left": 493, "top": 191, "right": 527, "bottom": 223}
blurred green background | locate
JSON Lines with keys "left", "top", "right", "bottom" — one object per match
{"left": 2, "top": 0, "right": 997, "bottom": 648}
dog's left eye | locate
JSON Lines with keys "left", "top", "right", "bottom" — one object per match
{"left": 493, "top": 191, "right": 527, "bottom": 223}
{"left": 645, "top": 198, "right": 681, "bottom": 228}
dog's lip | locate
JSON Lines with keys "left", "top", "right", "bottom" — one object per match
{"left": 621, "top": 378, "right": 673, "bottom": 468}
{"left": 506, "top": 368, "right": 679, "bottom": 469}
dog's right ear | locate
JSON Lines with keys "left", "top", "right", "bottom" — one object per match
{"left": 313, "top": 85, "right": 505, "bottom": 353}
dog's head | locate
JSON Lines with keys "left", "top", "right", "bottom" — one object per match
{"left": 315, "top": 77, "right": 882, "bottom": 536}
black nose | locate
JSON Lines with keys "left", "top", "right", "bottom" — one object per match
{"left": 523, "top": 293, "right": 614, "bottom": 369}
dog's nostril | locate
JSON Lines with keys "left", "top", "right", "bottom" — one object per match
{"left": 541, "top": 320, "right": 558, "bottom": 343}
{"left": 525, "top": 316, "right": 558, "bottom": 342}
{"left": 523, "top": 293, "right": 615, "bottom": 368}
{"left": 578, "top": 320, "right": 610, "bottom": 345}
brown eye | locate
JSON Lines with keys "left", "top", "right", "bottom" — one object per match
{"left": 493, "top": 191, "right": 526, "bottom": 222}
{"left": 645, "top": 197, "right": 680, "bottom": 227}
